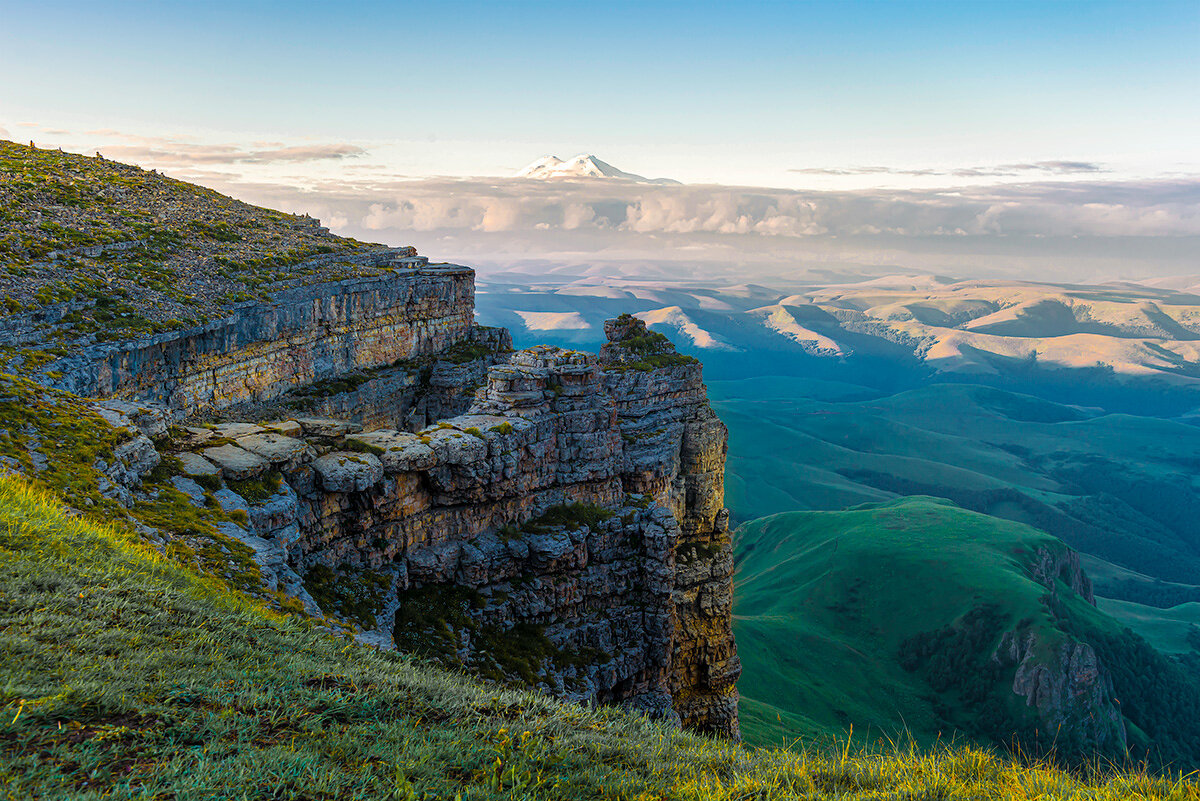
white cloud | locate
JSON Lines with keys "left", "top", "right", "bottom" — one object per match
{"left": 791, "top": 161, "right": 1110, "bottom": 178}
{"left": 333, "top": 177, "right": 1200, "bottom": 239}
{"left": 155, "top": 165, "right": 1200, "bottom": 284}
{"left": 76, "top": 130, "right": 367, "bottom": 166}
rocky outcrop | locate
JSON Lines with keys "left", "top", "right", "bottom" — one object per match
{"left": 262, "top": 328, "right": 738, "bottom": 737}
{"left": 996, "top": 630, "right": 1126, "bottom": 755}
{"left": 1029, "top": 545, "right": 1095, "bottom": 604}
{"left": 41, "top": 263, "right": 476, "bottom": 414}
{"left": 598, "top": 315, "right": 739, "bottom": 734}
{"left": 118, "top": 317, "right": 739, "bottom": 738}
{"left": 984, "top": 544, "right": 1122, "bottom": 755}
{"left": 13, "top": 234, "right": 740, "bottom": 738}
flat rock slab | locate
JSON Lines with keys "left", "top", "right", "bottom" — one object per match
{"left": 203, "top": 444, "right": 270, "bottom": 480}
{"left": 297, "top": 417, "right": 363, "bottom": 438}
{"left": 92, "top": 400, "right": 171, "bottom": 439}
{"left": 260, "top": 420, "right": 303, "bottom": 438}
{"left": 212, "top": 422, "right": 267, "bottom": 439}
{"left": 351, "top": 430, "right": 437, "bottom": 472}
{"left": 169, "top": 475, "right": 207, "bottom": 506}
{"left": 178, "top": 427, "right": 216, "bottom": 448}
{"left": 236, "top": 432, "right": 309, "bottom": 464}
{"left": 177, "top": 451, "right": 220, "bottom": 477}
{"left": 313, "top": 451, "right": 384, "bottom": 492}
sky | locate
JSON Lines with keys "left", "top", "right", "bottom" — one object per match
{"left": 2, "top": 0, "right": 1198, "bottom": 280}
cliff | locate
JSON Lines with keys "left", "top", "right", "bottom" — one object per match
{"left": 154, "top": 317, "right": 739, "bottom": 737}
{"left": 0, "top": 145, "right": 738, "bottom": 736}
{"left": 2, "top": 270, "right": 739, "bottom": 739}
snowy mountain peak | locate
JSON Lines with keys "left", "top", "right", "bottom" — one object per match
{"left": 515, "top": 154, "right": 679, "bottom": 184}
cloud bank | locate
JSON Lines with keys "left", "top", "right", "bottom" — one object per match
{"left": 791, "top": 161, "right": 1109, "bottom": 178}
{"left": 203, "top": 171, "right": 1198, "bottom": 284}
{"left": 81, "top": 132, "right": 366, "bottom": 165}
{"left": 273, "top": 176, "right": 1200, "bottom": 240}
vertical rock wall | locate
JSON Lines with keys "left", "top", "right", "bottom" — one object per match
{"left": 203, "top": 325, "right": 740, "bottom": 738}
{"left": 69, "top": 259, "right": 742, "bottom": 738}
{"left": 46, "top": 265, "right": 476, "bottom": 413}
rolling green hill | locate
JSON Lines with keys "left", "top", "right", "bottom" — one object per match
{"left": 713, "top": 379, "right": 1200, "bottom": 594}
{"left": 734, "top": 497, "right": 1200, "bottom": 770}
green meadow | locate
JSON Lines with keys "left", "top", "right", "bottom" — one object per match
{"left": 719, "top": 377, "right": 1200, "bottom": 768}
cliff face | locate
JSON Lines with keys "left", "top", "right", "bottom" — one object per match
{"left": 995, "top": 630, "right": 1126, "bottom": 755}
{"left": 36, "top": 263, "right": 476, "bottom": 414}
{"left": 988, "top": 543, "right": 1124, "bottom": 755}
{"left": 58, "top": 271, "right": 740, "bottom": 738}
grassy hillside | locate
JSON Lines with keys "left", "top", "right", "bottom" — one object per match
{"left": 0, "top": 140, "right": 400, "bottom": 369}
{"left": 713, "top": 379, "right": 1200, "bottom": 593}
{"left": 7, "top": 476, "right": 1199, "bottom": 798}
{"left": 733, "top": 498, "right": 1200, "bottom": 769}
{"left": 734, "top": 498, "right": 1059, "bottom": 750}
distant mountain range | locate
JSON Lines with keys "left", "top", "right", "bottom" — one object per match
{"left": 515, "top": 154, "right": 680, "bottom": 184}
{"left": 475, "top": 272, "right": 1200, "bottom": 414}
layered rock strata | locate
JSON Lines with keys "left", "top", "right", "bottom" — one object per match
{"left": 136, "top": 318, "right": 739, "bottom": 738}
{"left": 42, "top": 262, "right": 476, "bottom": 413}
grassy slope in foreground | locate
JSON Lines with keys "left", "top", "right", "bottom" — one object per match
{"left": 1, "top": 478, "right": 1196, "bottom": 799}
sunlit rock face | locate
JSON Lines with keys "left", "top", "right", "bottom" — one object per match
{"left": 40, "top": 263, "right": 477, "bottom": 414}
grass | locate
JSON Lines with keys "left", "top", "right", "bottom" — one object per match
{"left": 733, "top": 495, "right": 1200, "bottom": 770}
{"left": 517, "top": 502, "right": 614, "bottom": 535}
{"left": 604, "top": 316, "right": 698, "bottom": 372}
{"left": 1, "top": 472, "right": 1198, "bottom": 799}
{"left": 226, "top": 471, "right": 284, "bottom": 504}
{"left": 0, "top": 139, "right": 387, "bottom": 369}
{"left": 734, "top": 498, "right": 1058, "bottom": 752}
{"left": 715, "top": 379, "right": 1200, "bottom": 588}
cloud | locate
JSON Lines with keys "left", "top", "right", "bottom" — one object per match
{"left": 84, "top": 131, "right": 366, "bottom": 165}
{"left": 103, "top": 141, "right": 366, "bottom": 165}
{"left": 0, "top": 126, "right": 9, "bottom": 139}
{"left": 179, "top": 168, "right": 1200, "bottom": 284}
{"left": 283, "top": 175, "right": 1200, "bottom": 240}
{"left": 791, "top": 161, "right": 1109, "bottom": 178}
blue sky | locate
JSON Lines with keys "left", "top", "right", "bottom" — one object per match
{"left": 3, "top": 0, "right": 1198, "bottom": 281}
{"left": 2, "top": 0, "right": 1197, "bottom": 186}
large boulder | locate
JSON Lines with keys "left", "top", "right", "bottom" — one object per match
{"left": 202, "top": 444, "right": 270, "bottom": 480}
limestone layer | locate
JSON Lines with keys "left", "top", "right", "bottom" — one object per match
{"left": 46, "top": 264, "right": 475, "bottom": 413}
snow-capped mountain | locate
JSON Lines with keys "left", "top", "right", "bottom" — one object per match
{"left": 515, "top": 154, "right": 679, "bottom": 184}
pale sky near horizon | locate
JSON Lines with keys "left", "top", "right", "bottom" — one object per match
{"left": 2, "top": 0, "right": 1197, "bottom": 189}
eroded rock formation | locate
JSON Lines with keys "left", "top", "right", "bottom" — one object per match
{"left": 42, "top": 262, "right": 476, "bottom": 413}
{"left": 74, "top": 267, "right": 740, "bottom": 738}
